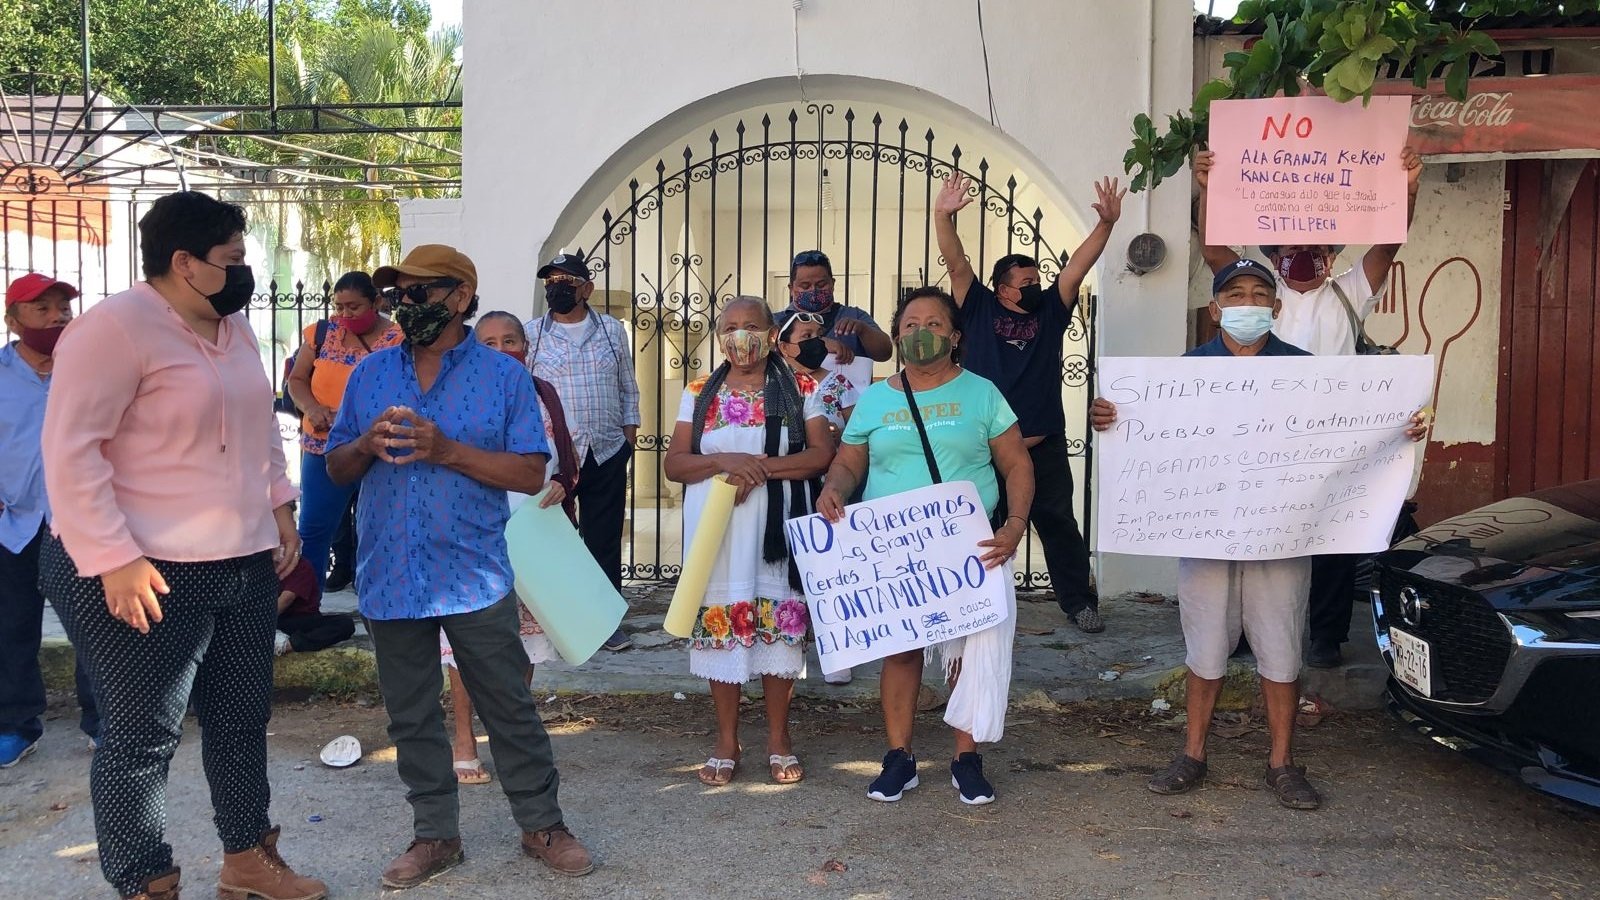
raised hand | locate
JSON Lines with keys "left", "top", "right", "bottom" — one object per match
{"left": 934, "top": 171, "right": 975, "bottom": 217}
{"left": 1091, "top": 176, "right": 1126, "bottom": 225}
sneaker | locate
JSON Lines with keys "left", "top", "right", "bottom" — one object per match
{"left": 601, "top": 628, "right": 633, "bottom": 652}
{"left": 0, "top": 733, "right": 38, "bottom": 768}
{"left": 1070, "top": 606, "right": 1105, "bottom": 634}
{"left": 867, "top": 748, "right": 919, "bottom": 802}
{"left": 274, "top": 632, "right": 293, "bottom": 656}
{"left": 1306, "top": 639, "right": 1343, "bottom": 669}
{"left": 325, "top": 564, "right": 353, "bottom": 594}
{"left": 950, "top": 752, "right": 996, "bottom": 805}
{"left": 823, "top": 667, "right": 853, "bottom": 685}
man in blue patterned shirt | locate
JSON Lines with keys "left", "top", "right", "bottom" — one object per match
{"left": 327, "top": 245, "right": 595, "bottom": 887}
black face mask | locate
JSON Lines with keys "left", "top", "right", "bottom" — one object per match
{"left": 546, "top": 281, "right": 581, "bottom": 314}
{"left": 1013, "top": 282, "right": 1044, "bottom": 314}
{"left": 395, "top": 300, "right": 457, "bottom": 347}
{"left": 794, "top": 336, "right": 828, "bottom": 369}
{"left": 193, "top": 261, "right": 255, "bottom": 317}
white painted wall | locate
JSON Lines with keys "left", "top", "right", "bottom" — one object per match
{"left": 398, "top": 198, "right": 464, "bottom": 255}
{"left": 462, "top": 0, "right": 1198, "bottom": 594}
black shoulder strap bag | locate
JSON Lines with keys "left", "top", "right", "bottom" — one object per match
{"left": 899, "top": 370, "right": 942, "bottom": 484}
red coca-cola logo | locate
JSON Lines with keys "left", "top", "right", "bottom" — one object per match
{"left": 1411, "top": 92, "right": 1515, "bottom": 128}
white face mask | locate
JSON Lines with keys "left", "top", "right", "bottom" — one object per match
{"left": 1219, "top": 306, "right": 1273, "bottom": 344}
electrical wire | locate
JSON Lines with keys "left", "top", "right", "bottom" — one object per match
{"left": 975, "top": 0, "right": 1000, "bottom": 128}
{"left": 793, "top": 0, "right": 809, "bottom": 101}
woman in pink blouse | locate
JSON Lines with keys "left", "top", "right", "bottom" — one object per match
{"left": 39, "top": 192, "right": 326, "bottom": 900}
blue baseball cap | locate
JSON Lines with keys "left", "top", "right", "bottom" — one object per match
{"left": 1212, "top": 258, "right": 1277, "bottom": 295}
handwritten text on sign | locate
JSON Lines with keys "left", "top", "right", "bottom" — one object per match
{"left": 1094, "top": 355, "right": 1434, "bottom": 560}
{"left": 785, "top": 481, "right": 1009, "bottom": 674}
{"left": 1206, "top": 95, "right": 1411, "bottom": 246}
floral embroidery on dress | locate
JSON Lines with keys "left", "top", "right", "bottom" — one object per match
{"left": 691, "top": 597, "right": 810, "bottom": 650}
{"left": 686, "top": 371, "right": 819, "bottom": 433}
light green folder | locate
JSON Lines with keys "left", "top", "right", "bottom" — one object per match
{"left": 504, "top": 489, "right": 627, "bottom": 665}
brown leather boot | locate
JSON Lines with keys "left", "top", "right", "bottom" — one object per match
{"left": 128, "top": 867, "right": 180, "bottom": 900}
{"left": 217, "top": 827, "right": 327, "bottom": 900}
{"left": 380, "top": 838, "right": 464, "bottom": 890}
{"left": 520, "top": 824, "right": 594, "bottom": 877}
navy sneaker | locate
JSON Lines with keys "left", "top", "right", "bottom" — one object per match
{"left": 601, "top": 628, "right": 633, "bottom": 652}
{"left": 951, "top": 752, "right": 995, "bottom": 805}
{"left": 867, "top": 748, "right": 919, "bottom": 802}
{"left": 0, "top": 733, "right": 38, "bottom": 768}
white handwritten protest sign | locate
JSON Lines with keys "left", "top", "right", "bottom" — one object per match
{"left": 1095, "top": 355, "right": 1434, "bottom": 560}
{"left": 785, "top": 481, "right": 1009, "bottom": 675}
{"left": 1206, "top": 95, "right": 1411, "bottom": 246}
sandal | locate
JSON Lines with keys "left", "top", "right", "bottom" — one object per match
{"left": 454, "top": 759, "right": 492, "bottom": 785}
{"left": 1147, "top": 753, "right": 1207, "bottom": 795}
{"left": 697, "top": 757, "right": 739, "bottom": 786}
{"left": 768, "top": 754, "right": 804, "bottom": 785}
{"left": 1265, "top": 764, "right": 1322, "bottom": 810}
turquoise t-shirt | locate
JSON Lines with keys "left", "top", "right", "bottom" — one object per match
{"left": 841, "top": 369, "right": 1018, "bottom": 516}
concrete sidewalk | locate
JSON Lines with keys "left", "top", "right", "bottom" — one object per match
{"left": 39, "top": 584, "right": 1391, "bottom": 712}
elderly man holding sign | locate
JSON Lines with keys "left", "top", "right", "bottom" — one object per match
{"left": 1091, "top": 259, "right": 1429, "bottom": 811}
{"left": 816, "top": 287, "right": 1034, "bottom": 806}
{"left": 1196, "top": 96, "right": 1425, "bottom": 669}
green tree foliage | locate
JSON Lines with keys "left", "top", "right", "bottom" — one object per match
{"left": 1124, "top": 0, "right": 1597, "bottom": 192}
{"left": 0, "top": 0, "right": 265, "bottom": 103}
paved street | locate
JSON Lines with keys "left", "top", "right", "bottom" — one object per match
{"left": 4, "top": 694, "right": 1598, "bottom": 899}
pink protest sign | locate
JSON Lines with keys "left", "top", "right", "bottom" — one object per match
{"left": 1206, "top": 95, "right": 1411, "bottom": 247}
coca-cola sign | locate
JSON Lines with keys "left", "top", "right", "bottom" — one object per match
{"left": 1376, "top": 75, "right": 1600, "bottom": 157}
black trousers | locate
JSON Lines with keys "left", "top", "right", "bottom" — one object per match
{"left": 0, "top": 524, "right": 98, "bottom": 743}
{"left": 43, "top": 538, "right": 277, "bottom": 896}
{"left": 1308, "top": 504, "right": 1420, "bottom": 646}
{"left": 995, "top": 433, "right": 1096, "bottom": 613}
{"left": 278, "top": 613, "right": 355, "bottom": 653}
{"left": 576, "top": 444, "right": 632, "bottom": 592}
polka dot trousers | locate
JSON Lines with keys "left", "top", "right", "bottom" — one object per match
{"left": 42, "top": 537, "right": 277, "bottom": 897}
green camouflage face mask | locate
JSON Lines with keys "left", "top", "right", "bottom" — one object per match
{"left": 897, "top": 327, "right": 951, "bottom": 365}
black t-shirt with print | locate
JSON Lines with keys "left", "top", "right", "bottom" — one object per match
{"left": 957, "top": 279, "right": 1072, "bottom": 439}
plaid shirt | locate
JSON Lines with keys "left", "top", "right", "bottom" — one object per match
{"left": 523, "top": 310, "right": 641, "bottom": 464}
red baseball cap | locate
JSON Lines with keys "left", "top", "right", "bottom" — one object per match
{"left": 6, "top": 273, "right": 80, "bottom": 307}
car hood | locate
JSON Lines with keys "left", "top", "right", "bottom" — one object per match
{"left": 1378, "top": 480, "right": 1600, "bottom": 607}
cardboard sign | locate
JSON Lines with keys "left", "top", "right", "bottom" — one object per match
{"left": 1206, "top": 95, "right": 1411, "bottom": 246}
{"left": 1095, "top": 354, "right": 1434, "bottom": 560}
{"left": 785, "top": 481, "right": 1010, "bottom": 674}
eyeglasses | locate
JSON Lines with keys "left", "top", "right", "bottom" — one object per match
{"left": 381, "top": 279, "right": 459, "bottom": 306}
{"left": 544, "top": 272, "right": 588, "bottom": 287}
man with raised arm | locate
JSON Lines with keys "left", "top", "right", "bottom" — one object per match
{"left": 932, "top": 173, "right": 1124, "bottom": 633}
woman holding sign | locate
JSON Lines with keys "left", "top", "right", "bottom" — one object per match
{"left": 663, "top": 297, "right": 837, "bottom": 786}
{"left": 816, "top": 286, "right": 1034, "bottom": 806}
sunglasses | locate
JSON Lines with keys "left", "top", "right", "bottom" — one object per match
{"left": 792, "top": 250, "right": 830, "bottom": 268}
{"left": 381, "top": 279, "right": 459, "bottom": 306}
{"left": 544, "top": 272, "right": 588, "bottom": 287}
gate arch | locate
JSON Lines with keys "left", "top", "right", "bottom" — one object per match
{"left": 563, "top": 101, "right": 1095, "bottom": 589}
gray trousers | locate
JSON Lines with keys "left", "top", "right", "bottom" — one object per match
{"left": 368, "top": 593, "right": 563, "bottom": 839}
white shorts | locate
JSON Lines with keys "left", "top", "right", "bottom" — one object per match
{"left": 1177, "top": 557, "right": 1312, "bottom": 683}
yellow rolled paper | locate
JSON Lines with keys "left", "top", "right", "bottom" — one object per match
{"left": 664, "top": 474, "right": 737, "bottom": 637}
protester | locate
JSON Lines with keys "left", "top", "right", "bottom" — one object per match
{"left": 816, "top": 286, "right": 1034, "bottom": 806}
{"left": 774, "top": 249, "right": 892, "bottom": 391}
{"left": 775, "top": 310, "right": 861, "bottom": 685}
{"left": 40, "top": 191, "right": 324, "bottom": 900}
{"left": 0, "top": 272, "right": 98, "bottom": 766}
{"left": 1194, "top": 147, "right": 1424, "bottom": 668}
{"left": 327, "top": 245, "right": 593, "bottom": 886}
{"left": 274, "top": 556, "right": 356, "bottom": 654}
{"left": 933, "top": 174, "right": 1124, "bottom": 634}
{"left": 1090, "top": 258, "right": 1430, "bottom": 811}
{"left": 286, "top": 270, "right": 403, "bottom": 589}
{"left": 524, "top": 250, "right": 641, "bottom": 652}
{"left": 444, "top": 311, "right": 580, "bottom": 786}
{"left": 662, "top": 296, "right": 836, "bottom": 786}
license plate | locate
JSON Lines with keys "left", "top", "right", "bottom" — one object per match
{"left": 1389, "top": 627, "right": 1432, "bottom": 697}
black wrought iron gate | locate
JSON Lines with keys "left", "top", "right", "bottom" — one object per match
{"left": 572, "top": 103, "right": 1096, "bottom": 590}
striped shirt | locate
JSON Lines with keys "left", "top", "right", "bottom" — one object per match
{"left": 523, "top": 310, "right": 641, "bottom": 465}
